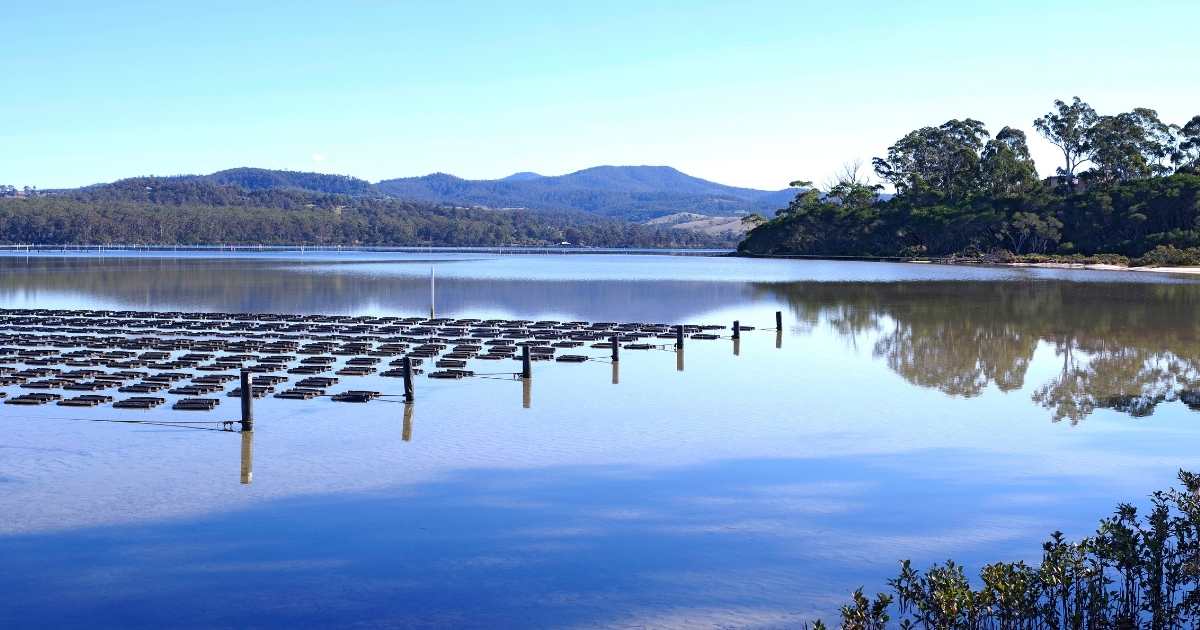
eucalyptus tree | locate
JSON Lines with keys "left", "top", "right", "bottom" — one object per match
{"left": 1085, "top": 109, "right": 1176, "bottom": 184}
{"left": 980, "top": 126, "right": 1040, "bottom": 197}
{"left": 872, "top": 118, "right": 990, "bottom": 202}
{"left": 1177, "top": 115, "right": 1200, "bottom": 171}
{"left": 1034, "top": 97, "right": 1098, "bottom": 183}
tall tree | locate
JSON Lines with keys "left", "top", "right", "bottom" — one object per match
{"left": 1125, "top": 108, "right": 1176, "bottom": 176}
{"left": 1033, "top": 97, "right": 1097, "bottom": 182}
{"left": 980, "top": 127, "right": 1040, "bottom": 197}
{"left": 1176, "top": 115, "right": 1200, "bottom": 171}
{"left": 825, "top": 161, "right": 883, "bottom": 208}
{"left": 1084, "top": 109, "right": 1174, "bottom": 184}
{"left": 873, "top": 118, "right": 989, "bottom": 202}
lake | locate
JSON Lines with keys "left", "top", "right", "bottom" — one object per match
{"left": 3, "top": 251, "right": 1200, "bottom": 628}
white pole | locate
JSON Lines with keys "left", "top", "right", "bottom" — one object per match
{"left": 429, "top": 266, "right": 436, "bottom": 319}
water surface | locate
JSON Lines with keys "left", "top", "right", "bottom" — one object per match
{"left": 2, "top": 252, "right": 1199, "bottom": 628}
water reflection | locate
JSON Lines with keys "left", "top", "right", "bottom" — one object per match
{"left": 761, "top": 281, "right": 1200, "bottom": 423}
{"left": 240, "top": 430, "right": 253, "bottom": 485}
{"left": 403, "top": 403, "right": 414, "bottom": 442}
{"left": 0, "top": 256, "right": 761, "bottom": 322}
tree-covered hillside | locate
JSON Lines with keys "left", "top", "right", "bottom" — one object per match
{"left": 0, "top": 182, "right": 727, "bottom": 248}
{"left": 740, "top": 99, "right": 1200, "bottom": 264}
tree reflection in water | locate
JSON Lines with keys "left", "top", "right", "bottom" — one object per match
{"left": 759, "top": 280, "right": 1200, "bottom": 423}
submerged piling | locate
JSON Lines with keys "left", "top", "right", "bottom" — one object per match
{"left": 403, "top": 403, "right": 413, "bottom": 442}
{"left": 676, "top": 348, "right": 685, "bottom": 372}
{"left": 239, "top": 369, "right": 253, "bottom": 431}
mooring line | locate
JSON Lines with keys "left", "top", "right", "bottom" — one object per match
{"left": 3, "top": 414, "right": 235, "bottom": 432}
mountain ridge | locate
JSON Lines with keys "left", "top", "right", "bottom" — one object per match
{"left": 59, "top": 165, "right": 799, "bottom": 224}
{"left": 376, "top": 165, "right": 796, "bottom": 220}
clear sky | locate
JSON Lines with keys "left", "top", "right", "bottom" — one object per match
{"left": 3, "top": 0, "right": 1197, "bottom": 190}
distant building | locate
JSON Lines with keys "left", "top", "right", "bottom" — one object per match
{"left": 1043, "top": 175, "right": 1088, "bottom": 192}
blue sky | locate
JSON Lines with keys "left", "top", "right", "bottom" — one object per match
{"left": 3, "top": 1, "right": 1197, "bottom": 190}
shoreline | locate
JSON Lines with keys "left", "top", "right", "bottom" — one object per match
{"left": 736, "top": 251, "right": 1200, "bottom": 274}
{"left": 1004, "top": 261, "right": 1200, "bottom": 275}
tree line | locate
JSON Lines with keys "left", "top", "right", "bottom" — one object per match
{"left": 740, "top": 98, "right": 1200, "bottom": 263}
{"left": 0, "top": 180, "right": 727, "bottom": 248}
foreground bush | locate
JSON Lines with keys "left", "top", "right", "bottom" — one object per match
{"left": 812, "top": 471, "right": 1200, "bottom": 629}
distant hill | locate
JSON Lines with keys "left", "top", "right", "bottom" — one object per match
{"left": 202, "top": 167, "right": 377, "bottom": 196}
{"left": 48, "top": 165, "right": 799, "bottom": 241}
{"left": 499, "top": 172, "right": 545, "bottom": 182}
{"left": 13, "top": 177, "right": 729, "bottom": 248}
{"left": 376, "top": 165, "right": 797, "bottom": 221}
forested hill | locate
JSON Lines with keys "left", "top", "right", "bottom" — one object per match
{"left": 376, "top": 165, "right": 795, "bottom": 220}
{"left": 51, "top": 165, "right": 794, "bottom": 223}
{"left": 739, "top": 98, "right": 1200, "bottom": 265}
{"left": 0, "top": 179, "right": 727, "bottom": 248}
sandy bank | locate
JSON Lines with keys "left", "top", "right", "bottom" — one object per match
{"left": 1004, "top": 262, "right": 1200, "bottom": 275}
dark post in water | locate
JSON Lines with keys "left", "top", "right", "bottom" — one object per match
{"left": 521, "top": 345, "right": 532, "bottom": 379}
{"left": 675, "top": 324, "right": 685, "bottom": 350}
{"left": 402, "top": 355, "right": 415, "bottom": 403}
{"left": 610, "top": 335, "right": 620, "bottom": 362}
{"left": 239, "top": 369, "right": 253, "bottom": 431}
{"left": 776, "top": 310, "right": 782, "bottom": 331}
{"left": 733, "top": 320, "right": 741, "bottom": 340}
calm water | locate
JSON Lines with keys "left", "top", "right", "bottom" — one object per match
{"left": 3, "top": 252, "right": 1200, "bottom": 628}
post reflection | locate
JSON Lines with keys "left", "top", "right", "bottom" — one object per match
{"left": 676, "top": 348, "right": 685, "bottom": 372}
{"left": 733, "top": 337, "right": 741, "bottom": 357}
{"left": 402, "top": 403, "right": 414, "bottom": 442}
{"left": 239, "top": 429, "right": 253, "bottom": 485}
{"left": 522, "top": 377, "right": 531, "bottom": 409}
{"left": 776, "top": 329, "right": 782, "bottom": 349}
{"left": 611, "top": 361, "right": 619, "bottom": 385}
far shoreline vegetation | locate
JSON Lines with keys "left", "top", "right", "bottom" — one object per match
{"left": 740, "top": 98, "right": 1200, "bottom": 268}
{"left": 0, "top": 178, "right": 724, "bottom": 250}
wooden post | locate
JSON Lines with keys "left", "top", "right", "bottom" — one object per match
{"left": 610, "top": 335, "right": 620, "bottom": 362}
{"left": 521, "top": 345, "right": 532, "bottom": 379}
{"left": 239, "top": 369, "right": 253, "bottom": 431}
{"left": 733, "top": 320, "right": 741, "bottom": 340}
{"left": 675, "top": 324, "right": 685, "bottom": 350}
{"left": 402, "top": 355, "right": 415, "bottom": 403}
{"left": 776, "top": 310, "right": 782, "bottom": 331}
